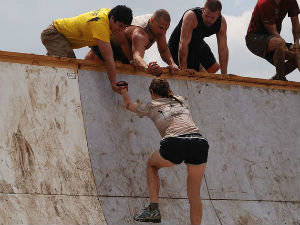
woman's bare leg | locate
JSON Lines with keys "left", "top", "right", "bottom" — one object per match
{"left": 146, "top": 150, "right": 174, "bottom": 203}
{"left": 187, "top": 163, "right": 207, "bottom": 225}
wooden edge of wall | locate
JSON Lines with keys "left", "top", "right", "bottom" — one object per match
{"left": 0, "top": 50, "right": 299, "bottom": 92}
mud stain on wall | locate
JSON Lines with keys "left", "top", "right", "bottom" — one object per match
{"left": 10, "top": 128, "right": 36, "bottom": 192}
{"left": 0, "top": 180, "right": 14, "bottom": 193}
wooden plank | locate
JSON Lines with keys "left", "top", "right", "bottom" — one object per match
{"left": 0, "top": 50, "right": 299, "bottom": 92}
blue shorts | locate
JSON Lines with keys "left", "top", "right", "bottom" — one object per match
{"left": 159, "top": 133, "right": 209, "bottom": 165}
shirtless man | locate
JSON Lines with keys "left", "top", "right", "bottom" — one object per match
{"left": 85, "top": 9, "right": 178, "bottom": 76}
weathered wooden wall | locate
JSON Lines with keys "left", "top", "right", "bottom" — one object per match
{"left": 0, "top": 51, "right": 299, "bottom": 225}
{"left": 0, "top": 62, "right": 106, "bottom": 224}
{"left": 79, "top": 70, "right": 300, "bottom": 225}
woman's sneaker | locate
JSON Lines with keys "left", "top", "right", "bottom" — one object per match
{"left": 133, "top": 205, "right": 161, "bottom": 223}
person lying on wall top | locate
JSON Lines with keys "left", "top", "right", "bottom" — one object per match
{"left": 85, "top": 9, "right": 179, "bottom": 77}
{"left": 41, "top": 5, "right": 133, "bottom": 94}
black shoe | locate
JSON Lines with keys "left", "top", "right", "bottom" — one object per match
{"left": 271, "top": 74, "right": 287, "bottom": 81}
{"left": 134, "top": 205, "right": 161, "bottom": 223}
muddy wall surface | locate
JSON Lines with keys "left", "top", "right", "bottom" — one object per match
{"left": 78, "top": 70, "right": 300, "bottom": 225}
{"left": 0, "top": 59, "right": 299, "bottom": 225}
{"left": 0, "top": 62, "right": 106, "bottom": 224}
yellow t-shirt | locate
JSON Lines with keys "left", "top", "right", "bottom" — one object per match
{"left": 53, "top": 8, "right": 112, "bottom": 49}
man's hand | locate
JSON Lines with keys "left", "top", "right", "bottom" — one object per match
{"left": 116, "top": 81, "right": 128, "bottom": 91}
{"left": 167, "top": 64, "right": 179, "bottom": 74}
{"left": 290, "top": 43, "right": 300, "bottom": 51}
{"left": 147, "top": 61, "right": 162, "bottom": 76}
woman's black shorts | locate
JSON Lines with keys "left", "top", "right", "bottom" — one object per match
{"left": 159, "top": 133, "right": 209, "bottom": 165}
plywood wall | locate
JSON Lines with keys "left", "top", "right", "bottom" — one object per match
{"left": 79, "top": 70, "right": 300, "bottom": 225}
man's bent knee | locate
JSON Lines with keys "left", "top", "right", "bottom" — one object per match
{"left": 207, "top": 62, "right": 220, "bottom": 73}
{"left": 85, "top": 50, "right": 98, "bottom": 60}
{"left": 268, "top": 37, "right": 286, "bottom": 52}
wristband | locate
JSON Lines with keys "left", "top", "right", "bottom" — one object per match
{"left": 144, "top": 66, "right": 148, "bottom": 73}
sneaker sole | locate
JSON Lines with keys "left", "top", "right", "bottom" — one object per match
{"left": 134, "top": 218, "right": 161, "bottom": 223}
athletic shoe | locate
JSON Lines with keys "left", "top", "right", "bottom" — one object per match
{"left": 271, "top": 74, "right": 287, "bottom": 81}
{"left": 133, "top": 205, "right": 161, "bottom": 223}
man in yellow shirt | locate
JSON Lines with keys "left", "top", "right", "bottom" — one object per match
{"left": 41, "top": 5, "right": 133, "bottom": 93}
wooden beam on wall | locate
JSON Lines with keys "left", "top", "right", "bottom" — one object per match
{"left": 0, "top": 50, "right": 299, "bottom": 92}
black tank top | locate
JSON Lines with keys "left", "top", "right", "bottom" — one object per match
{"left": 169, "top": 7, "right": 222, "bottom": 51}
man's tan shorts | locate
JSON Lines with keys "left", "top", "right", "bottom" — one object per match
{"left": 41, "top": 24, "right": 76, "bottom": 58}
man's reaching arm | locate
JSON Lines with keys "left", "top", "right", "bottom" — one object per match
{"left": 157, "top": 35, "right": 178, "bottom": 74}
{"left": 216, "top": 16, "right": 229, "bottom": 74}
{"left": 178, "top": 10, "right": 197, "bottom": 70}
{"left": 96, "top": 39, "right": 120, "bottom": 94}
{"left": 131, "top": 29, "right": 162, "bottom": 76}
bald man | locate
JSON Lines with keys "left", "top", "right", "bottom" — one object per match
{"left": 85, "top": 9, "right": 178, "bottom": 76}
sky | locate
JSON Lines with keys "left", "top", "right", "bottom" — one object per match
{"left": 0, "top": 0, "right": 299, "bottom": 81}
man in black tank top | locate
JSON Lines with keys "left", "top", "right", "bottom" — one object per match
{"left": 168, "top": 0, "right": 229, "bottom": 74}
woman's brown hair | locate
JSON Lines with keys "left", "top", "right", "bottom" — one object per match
{"left": 149, "top": 78, "right": 183, "bottom": 105}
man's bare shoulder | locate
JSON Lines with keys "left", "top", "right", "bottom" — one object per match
{"left": 124, "top": 26, "right": 144, "bottom": 39}
{"left": 221, "top": 15, "right": 227, "bottom": 23}
{"left": 221, "top": 15, "right": 227, "bottom": 28}
{"left": 183, "top": 10, "right": 198, "bottom": 28}
{"left": 218, "top": 15, "right": 227, "bottom": 34}
{"left": 132, "top": 26, "right": 149, "bottom": 41}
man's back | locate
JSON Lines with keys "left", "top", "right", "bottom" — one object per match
{"left": 124, "top": 14, "right": 156, "bottom": 50}
{"left": 169, "top": 7, "right": 221, "bottom": 45}
{"left": 168, "top": 7, "right": 222, "bottom": 60}
{"left": 54, "top": 8, "right": 111, "bottom": 49}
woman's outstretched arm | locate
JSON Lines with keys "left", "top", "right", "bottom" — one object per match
{"left": 120, "top": 86, "right": 138, "bottom": 113}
